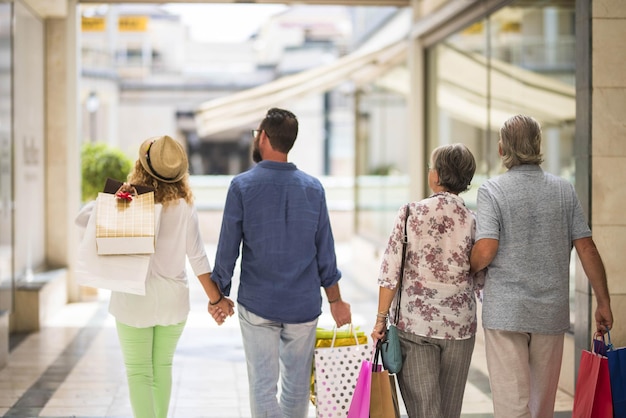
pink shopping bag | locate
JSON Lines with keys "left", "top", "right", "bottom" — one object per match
{"left": 347, "top": 359, "right": 373, "bottom": 418}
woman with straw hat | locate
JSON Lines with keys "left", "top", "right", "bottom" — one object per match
{"left": 79, "top": 135, "right": 234, "bottom": 418}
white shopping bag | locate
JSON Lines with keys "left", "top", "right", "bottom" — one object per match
{"left": 75, "top": 201, "right": 162, "bottom": 295}
{"left": 95, "top": 190, "right": 158, "bottom": 255}
{"left": 314, "top": 327, "right": 371, "bottom": 418}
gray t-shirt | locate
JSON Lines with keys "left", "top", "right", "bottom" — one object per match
{"left": 476, "top": 165, "right": 591, "bottom": 334}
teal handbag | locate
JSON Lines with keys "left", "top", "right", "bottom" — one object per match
{"left": 381, "top": 204, "right": 409, "bottom": 374}
{"left": 381, "top": 324, "right": 402, "bottom": 374}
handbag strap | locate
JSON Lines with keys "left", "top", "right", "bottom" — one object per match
{"left": 393, "top": 204, "right": 410, "bottom": 326}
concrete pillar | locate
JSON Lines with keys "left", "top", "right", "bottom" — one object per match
{"left": 45, "top": 0, "right": 81, "bottom": 302}
{"left": 589, "top": 0, "right": 626, "bottom": 348}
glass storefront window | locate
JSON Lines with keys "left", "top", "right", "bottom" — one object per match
{"left": 426, "top": 0, "right": 576, "bottom": 326}
{"left": 428, "top": 2, "right": 576, "bottom": 186}
{"left": 0, "top": 3, "right": 12, "bottom": 314}
{"left": 354, "top": 88, "right": 409, "bottom": 242}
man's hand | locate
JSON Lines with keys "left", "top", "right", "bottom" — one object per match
{"left": 595, "top": 303, "right": 613, "bottom": 335}
{"left": 208, "top": 297, "right": 235, "bottom": 325}
{"left": 330, "top": 300, "right": 352, "bottom": 328}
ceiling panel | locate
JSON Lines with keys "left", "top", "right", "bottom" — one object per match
{"left": 24, "top": 0, "right": 67, "bottom": 17}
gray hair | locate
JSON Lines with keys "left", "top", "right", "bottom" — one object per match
{"left": 500, "top": 115, "right": 544, "bottom": 169}
{"left": 431, "top": 143, "right": 476, "bottom": 194}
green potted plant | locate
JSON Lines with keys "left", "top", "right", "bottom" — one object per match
{"left": 81, "top": 142, "right": 133, "bottom": 202}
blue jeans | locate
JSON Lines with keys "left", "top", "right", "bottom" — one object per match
{"left": 116, "top": 320, "right": 186, "bottom": 418}
{"left": 238, "top": 304, "right": 318, "bottom": 418}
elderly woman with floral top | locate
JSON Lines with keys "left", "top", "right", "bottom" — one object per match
{"left": 371, "top": 143, "right": 483, "bottom": 418}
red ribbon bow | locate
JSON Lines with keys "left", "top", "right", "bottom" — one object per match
{"left": 115, "top": 191, "right": 133, "bottom": 201}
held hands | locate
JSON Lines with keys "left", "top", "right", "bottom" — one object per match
{"left": 208, "top": 297, "right": 235, "bottom": 325}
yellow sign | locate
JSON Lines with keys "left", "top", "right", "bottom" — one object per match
{"left": 118, "top": 16, "right": 148, "bottom": 32}
{"left": 82, "top": 17, "right": 106, "bottom": 32}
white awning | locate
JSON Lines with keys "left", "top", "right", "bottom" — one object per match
{"left": 193, "top": 40, "right": 407, "bottom": 137}
{"left": 193, "top": 8, "right": 412, "bottom": 138}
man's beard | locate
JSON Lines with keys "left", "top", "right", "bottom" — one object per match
{"left": 252, "top": 141, "right": 262, "bottom": 163}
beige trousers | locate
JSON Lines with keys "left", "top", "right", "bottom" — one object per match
{"left": 484, "top": 329, "right": 564, "bottom": 418}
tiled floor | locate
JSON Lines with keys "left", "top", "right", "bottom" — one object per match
{"left": 0, "top": 244, "right": 574, "bottom": 417}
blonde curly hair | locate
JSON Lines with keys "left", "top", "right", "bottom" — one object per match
{"left": 127, "top": 160, "right": 193, "bottom": 207}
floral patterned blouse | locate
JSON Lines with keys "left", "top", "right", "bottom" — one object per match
{"left": 378, "top": 192, "right": 481, "bottom": 340}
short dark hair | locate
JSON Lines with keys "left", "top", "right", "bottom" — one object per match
{"left": 259, "top": 108, "right": 298, "bottom": 153}
{"left": 500, "top": 114, "right": 543, "bottom": 169}
{"left": 431, "top": 143, "right": 476, "bottom": 194}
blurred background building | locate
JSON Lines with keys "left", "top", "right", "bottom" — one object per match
{"left": 79, "top": 3, "right": 401, "bottom": 178}
{"left": 1, "top": 0, "right": 624, "bottom": 400}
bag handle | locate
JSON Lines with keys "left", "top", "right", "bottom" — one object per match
{"left": 392, "top": 204, "right": 410, "bottom": 326}
{"left": 592, "top": 329, "right": 613, "bottom": 356}
{"left": 598, "top": 329, "right": 613, "bottom": 351}
{"left": 116, "top": 182, "right": 138, "bottom": 195}
{"left": 330, "top": 324, "right": 359, "bottom": 348}
{"left": 372, "top": 339, "right": 386, "bottom": 372}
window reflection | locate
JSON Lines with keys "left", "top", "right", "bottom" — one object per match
{"left": 429, "top": 2, "right": 576, "bottom": 184}
{"left": 354, "top": 88, "right": 409, "bottom": 242}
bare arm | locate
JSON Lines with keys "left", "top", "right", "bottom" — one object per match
{"left": 324, "top": 283, "right": 352, "bottom": 328}
{"left": 574, "top": 237, "right": 613, "bottom": 333}
{"left": 470, "top": 238, "right": 499, "bottom": 274}
{"left": 371, "top": 286, "right": 398, "bottom": 341}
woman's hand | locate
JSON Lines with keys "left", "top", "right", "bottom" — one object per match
{"left": 371, "top": 318, "right": 387, "bottom": 341}
{"left": 208, "top": 297, "right": 235, "bottom": 325}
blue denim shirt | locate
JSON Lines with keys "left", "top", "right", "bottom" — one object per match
{"left": 212, "top": 160, "right": 342, "bottom": 323}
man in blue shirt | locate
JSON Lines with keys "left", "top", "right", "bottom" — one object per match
{"left": 211, "top": 108, "right": 352, "bottom": 418}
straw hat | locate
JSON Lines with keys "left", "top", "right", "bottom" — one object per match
{"left": 138, "top": 135, "right": 188, "bottom": 183}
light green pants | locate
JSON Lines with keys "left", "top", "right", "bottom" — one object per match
{"left": 116, "top": 320, "right": 186, "bottom": 418}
